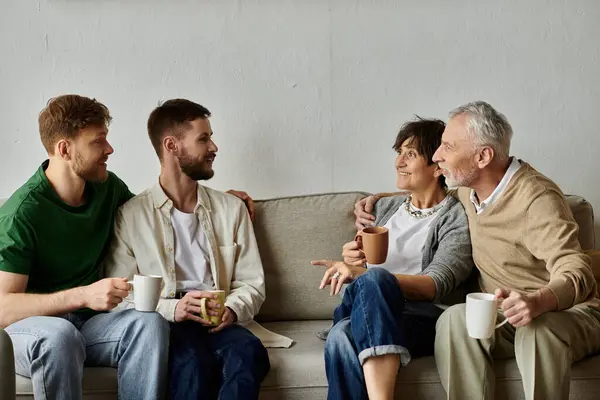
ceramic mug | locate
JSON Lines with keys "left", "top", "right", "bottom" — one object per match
{"left": 200, "top": 290, "right": 226, "bottom": 325}
{"left": 466, "top": 292, "right": 509, "bottom": 339}
{"left": 130, "top": 274, "right": 163, "bottom": 312}
{"left": 355, "top": 226, "right": 389, "bottom": 264}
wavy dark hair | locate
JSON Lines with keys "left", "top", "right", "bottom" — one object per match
{"left": 393, "top": 116, "right": 446, "bottom": 188}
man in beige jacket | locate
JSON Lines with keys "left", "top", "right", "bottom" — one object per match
{"left": 103, "top": 99, "right": 269, "bottom": 400}
{"left": 354, "top": 101, "right": 600, "bottom": 400}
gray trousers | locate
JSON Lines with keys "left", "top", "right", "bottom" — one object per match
{"left": 435, "top": 303, "right": 600, "bottom": 400}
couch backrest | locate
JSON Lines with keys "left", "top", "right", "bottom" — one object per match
{"left": 252, "top": 193, "right": 596, "bottom": 321}
{"left": 252, "top": 192, "right": 367, "bottom": 321}
{"left": 0, "top": 193, "right": 595, "bottom": 321}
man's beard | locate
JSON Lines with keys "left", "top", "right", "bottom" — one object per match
{"left": 178, "top": 151, "right": 214, "bottom": 181}
{"left": 73, "top": 152, "right": 108, "bottom": 183}
{"left": 443, "top": 163, "right": 478, "bottom": 188}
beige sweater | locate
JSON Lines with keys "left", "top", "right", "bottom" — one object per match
{"left": 456, "top": 163, "right": 598, "bottom": 310}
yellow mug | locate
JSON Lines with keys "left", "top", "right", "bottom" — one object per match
{"left": 200, "top": 290, "right": 226, "bottom": 325}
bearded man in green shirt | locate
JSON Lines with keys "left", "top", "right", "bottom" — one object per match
{"left": 0, "top": 94, "right": 171, "bottom": 400}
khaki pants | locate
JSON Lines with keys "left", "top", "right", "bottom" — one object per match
{"left": 434, "top": 303, "right": 600, "bottom": 400}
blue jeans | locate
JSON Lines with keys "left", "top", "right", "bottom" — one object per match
{"left": 5, "top": 309, "right": 170, "bottom": 400}
{"left": 325, "top": 268, "right": 443, "bottom": 400}
{"left": 168, "top": 321, "right": 270, "bottom": 400}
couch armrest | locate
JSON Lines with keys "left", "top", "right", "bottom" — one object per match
{"left": 0, "top": 329, "right": 15, "bottom": 399}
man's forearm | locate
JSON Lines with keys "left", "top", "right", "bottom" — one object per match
{"left": 0, "top": 289, "right": 85, "bottom": 328}
{"left": 533, "top": 286, "right": 559, "bottom": 317}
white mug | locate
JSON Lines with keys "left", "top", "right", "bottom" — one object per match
{"left": 129, "top": 274, "right": 163, "bottom": 312}
{"left": 466, "top": 293, "right": 509, "bottom": 339}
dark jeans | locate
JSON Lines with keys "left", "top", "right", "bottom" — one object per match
{"left": 325, "top": 267, "right": 444, "bottom": 400}
{"left": 168, "top": 321, "right": 270, "bottom": 400}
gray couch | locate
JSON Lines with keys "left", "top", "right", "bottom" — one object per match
{"left": 1, "top": 192, "right": 599, "bottom": 399}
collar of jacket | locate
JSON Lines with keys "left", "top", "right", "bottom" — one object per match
{"left": 149, "top": 181, "right": 212, "bottom": 214}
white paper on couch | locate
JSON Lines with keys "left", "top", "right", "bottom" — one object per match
{"left": 240, "top": 320, "right": 294, "bottom": 348}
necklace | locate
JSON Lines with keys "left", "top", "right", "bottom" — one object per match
{"left": 403, "top": 195, "right": 446, "bottom": 219}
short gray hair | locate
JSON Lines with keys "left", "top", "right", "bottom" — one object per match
{"left": 449, "top": 101, "right": 513, "bottom": 161}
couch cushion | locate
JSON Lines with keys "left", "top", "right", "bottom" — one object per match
{"left": 253, "top": 192, "right": 368, "bottom": 321}
{"left": 259, "top": 320, "right": 600, "bottom": 400}
{"left": 14, "top": 319, "right": 600, "bottom": 399}
{"left": 261, "top": 320, "right": 331, "bottom": 390}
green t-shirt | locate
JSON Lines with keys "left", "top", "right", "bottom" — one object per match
{"left": 0, "top": 161, "right": 134, "bottom": 294}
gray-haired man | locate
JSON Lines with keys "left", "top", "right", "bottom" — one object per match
{"left": 355, "top": 101, "right": 600, "bottom": 400}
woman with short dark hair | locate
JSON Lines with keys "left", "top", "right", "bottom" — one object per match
{"left": 313, "top": 116, "right": 474, "bottom": 400}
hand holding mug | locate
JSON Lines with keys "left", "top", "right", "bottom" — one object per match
{"left": 199, "top": 290, "right": 226, "bottom": 326}
{"left": 496, "top": 288, "right": 544, "bottom": 328}
{"left": 81, "top": 277, "right": 130, "bottom": 311}
{"left": 466, "top": 292, "right": 509, "bottom": 339}
{"left": 128, "top": 274, "right": 163, "bottom": 312}
{"left": 174, "top": 290, "right": 220, "bottom": 325}
{"left": 209, "top": 306, "right": 237, "bottom": 333}
{"left": 355, "top": 226, "right": 389, "bottom": 265}
{"left": 341, "top": 239, "right": 366, "bottom": 266}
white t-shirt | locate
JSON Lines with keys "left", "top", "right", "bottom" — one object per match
{"left": 369, "top": 197, "right": 449, "bottom": 275}
{"left": 171, "top": 208, "right": 215, "bottom": 291}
